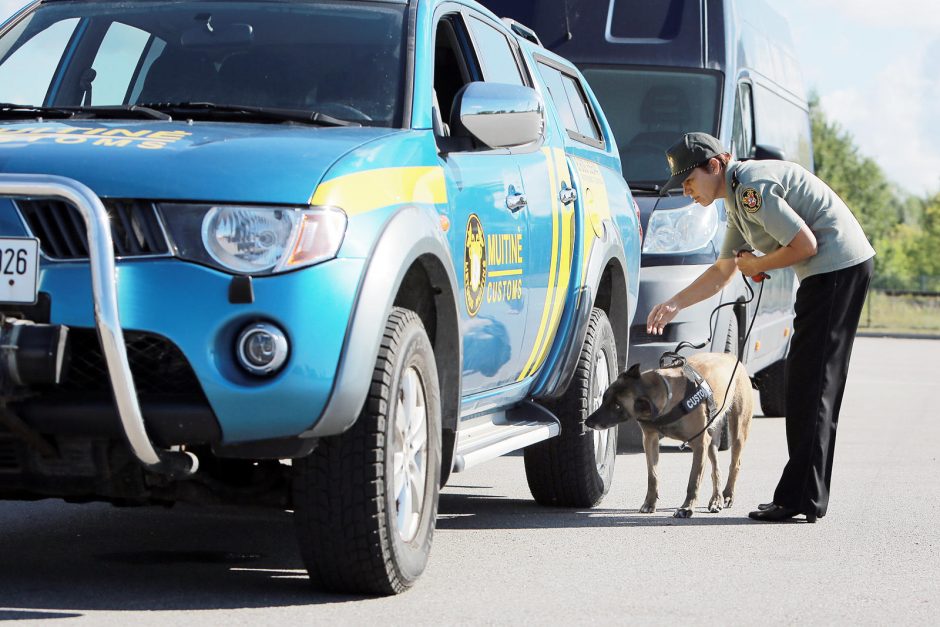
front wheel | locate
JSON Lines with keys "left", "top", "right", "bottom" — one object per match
{"left": 293, "top": 308, "right": 441, "bottom": 595}
{"left": 524, "top": 308, "right": 618, "bottom": 507}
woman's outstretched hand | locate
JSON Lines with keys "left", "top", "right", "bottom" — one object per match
{"left": 647, "top": 299, "right": 680, "bottom": 335}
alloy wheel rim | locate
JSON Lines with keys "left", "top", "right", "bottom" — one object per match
{"left": 592, "top": 349, "right": 611, "bottom": 471}
{"left": 392, "top": 365, "right": 429, "bottom": 542}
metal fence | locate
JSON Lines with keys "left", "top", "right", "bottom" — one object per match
{"left": 859, "top": 283, "right": 940, "bottom": 335}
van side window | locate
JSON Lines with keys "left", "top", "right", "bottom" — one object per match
{"left": 752, "top": 83, "right": 814, "bottom": 169}
{"left": 466, "top": 16, "right": 524, "bottom": 86}
{"left": 732, "top": 82, "right": 754, "bottom": 159}
{"left": 536, "top": 58, "right": 603, "bottom": 147}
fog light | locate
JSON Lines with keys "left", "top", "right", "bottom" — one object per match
{"left": 236, "top": 322, "right": 288, "bottom": 375}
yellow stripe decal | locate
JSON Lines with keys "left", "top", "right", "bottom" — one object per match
{"left": 574, "top": 157, "right": 612, "bottom": 275}
{"left": 518, "top": 147, "right": 561, "bottom": 380}
{"left": 529, "top": 148, "right": 575, "bottom": 374}
{"left": 309, "top": 166, "right": 447, "bottom": 215}
{"left": 488, "top": 268, "right": 523, "bottom": 277}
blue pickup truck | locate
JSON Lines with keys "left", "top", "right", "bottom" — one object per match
{"left": 0, "top": 0, "right": 640, "bottom": 594}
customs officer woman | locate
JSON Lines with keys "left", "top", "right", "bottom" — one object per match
{"left": 646, "top": 132, "right": 875, "bottom": 523}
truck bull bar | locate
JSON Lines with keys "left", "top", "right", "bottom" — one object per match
{"left": 0, "top": 174, "right": 197, "bottom": 478}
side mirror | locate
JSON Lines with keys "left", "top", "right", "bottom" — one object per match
{"left": 451, "top": 82, "right": 544, "bottom": 149}
{"left": 753, "top": 144, "right": 786, "bottom": 161}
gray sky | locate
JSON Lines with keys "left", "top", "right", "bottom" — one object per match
{"left": 1, "top": 0, "right": 938, "bottom": 196}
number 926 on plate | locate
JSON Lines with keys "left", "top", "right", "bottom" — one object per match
{"left": 0, "top": 237, "right": 40, "bottom": 305}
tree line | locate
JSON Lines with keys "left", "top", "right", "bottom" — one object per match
{"left": 810, "top": 95, "right": 940, "bottom": 292}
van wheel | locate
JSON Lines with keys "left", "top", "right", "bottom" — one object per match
{"left": 756, "top": 359, "right": 787, "bottom": 417}
{"left": 293, "top": 308, "right": 441, "bottom": 595}
{"left": 525, "top": 308, "right": 618, "bottom": 507}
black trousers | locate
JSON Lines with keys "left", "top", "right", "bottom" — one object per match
{"left": 772, "top": 257, "right": 874, "bottom": 517}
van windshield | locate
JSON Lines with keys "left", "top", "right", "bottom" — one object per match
{"left": 0, "top": 0, "right": 406, "bottom": 127}
{"left": 581, "top": 67, "right": 721, "bottom": 189}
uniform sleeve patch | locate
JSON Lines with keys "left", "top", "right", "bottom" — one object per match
{"left": 740, "top": 187, "right": 762, "bottom": 213}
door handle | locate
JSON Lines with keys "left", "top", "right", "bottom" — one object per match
{"left": 506, "top": 186, "right": 527, "bottom": 212}
{"left": 559, "top": 183, "right": 577, "bottom": 206}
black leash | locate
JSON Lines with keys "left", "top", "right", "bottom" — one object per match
{"left": 661, "top": 272, "right": 767, "bottom": 450}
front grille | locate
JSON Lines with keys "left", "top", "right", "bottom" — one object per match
{"left": 58, "top": 330, "right": 203, "bottom": 397}
{"left": 15, "top": 199, "right": 169, "bottom": 260}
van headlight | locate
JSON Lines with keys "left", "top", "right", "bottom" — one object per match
{"left": 159, "top": 204, "right": 347, "bottom": 274}
{"left": 642, "top": 202, "right": 718, "bottom": 254}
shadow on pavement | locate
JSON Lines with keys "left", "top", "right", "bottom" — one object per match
{"left": 437, "top": 492, "right": 759, "bottom": 530}
{"left": 0, "top": 609, "right": 83, "bottom": 620}
{"left": 0, "top": 501, "right": 375, "bottom": 613}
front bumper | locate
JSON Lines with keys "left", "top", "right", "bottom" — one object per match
{"left": 0, "top": 174, "right": 364, "bottom": 474}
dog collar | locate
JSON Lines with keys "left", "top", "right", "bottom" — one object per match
{"left": 640, "top": 363, "right": 717, "bottom": 429}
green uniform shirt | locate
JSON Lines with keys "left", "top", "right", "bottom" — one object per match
{"left": 719, "top": 160, "right": 875, "bottom": 281}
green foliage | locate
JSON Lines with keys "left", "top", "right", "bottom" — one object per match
{"left": 809, "top": 94, "right": 899, "bottom": 239}
{"left": 809, "top": 94, "right": 938, "bottom": 291}
{"left": 915, "top": 193, "right": 940, "bottom": 278}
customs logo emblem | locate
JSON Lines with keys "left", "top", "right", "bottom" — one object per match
{"left": 741, "top": 187, "right": 762, "bottom": 213}
{"left": 464, "top": 214, "right": 486, "bottom": 316}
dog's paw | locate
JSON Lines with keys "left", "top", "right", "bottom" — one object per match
{"left": 673, "top": 508, "right": 694, "bottom": 518}
{"left": 723, "top": 495, "right": 734, "bottom": 508}
{"left": 639, "top": 502, "right": 656, "bottom": 513}
{"left": 708, "top": 497, "right": 722, "bottom": 513}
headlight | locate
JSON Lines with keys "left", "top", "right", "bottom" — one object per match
{"left": 159, "top": 204, "right": 347, "bottom": 274}
{"left": 642, "top": 202, "right": 718, "bottom": 254}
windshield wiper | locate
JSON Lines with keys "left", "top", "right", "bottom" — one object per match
{"left": 67, "top": 105, "right": 172, "bottom": 121}
{"left": 0, "top": 103, "right": 73, "bottom": 119}
{"left": 0, "top": 103, "right": 171, "bottom": 121}
{"left": 137, "top": 102, "right": 360, "bottom": 127}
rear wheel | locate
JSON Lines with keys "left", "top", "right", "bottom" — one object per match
{"left": 756, "top": 358, "right": 787, "bottom": 417}
{"left": 524, "top": 308, "right": 618, "bottom": 507}
{"left": 293, "top": 308, "right": 441, "bottom": 595}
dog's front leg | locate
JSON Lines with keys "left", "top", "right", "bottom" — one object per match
{"left": 675, "top": 441, "right": 707, "bottom": 518}
{"left": 707, "top": 437, "right": 723, "bottom": 513}
{"left": 640, "top": 427, "right": 660, "bottom": 513}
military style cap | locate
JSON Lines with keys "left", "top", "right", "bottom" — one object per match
{"left": 661, "top": 132, "right": 727, "bottom": 194}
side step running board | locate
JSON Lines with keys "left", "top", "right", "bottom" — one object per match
{"left": 452, "top": 400, "right": 559, "bottom": 473}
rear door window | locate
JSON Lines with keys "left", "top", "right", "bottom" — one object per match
{"left": 536, "top": 58, "right": 603, "bottom": 147}
{"left": 466, "top": 15, "right": 524, "bottom": 86}
{"left": 89, "top": 22, "right": 153, "bottom": 105}
{"left": 0, "top": 18, "right": 81, "bottom": 105}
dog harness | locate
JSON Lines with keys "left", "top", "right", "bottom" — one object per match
{"left": 639, "top": 355, "right": 718, "bottom": 429}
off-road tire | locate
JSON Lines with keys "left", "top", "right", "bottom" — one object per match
{"left": 756, "top": 358, "right": 787, "bottom": 417}
{"left": 293, "top": 307, "right": 441, "bottom": 595}
{"left": 525, "top": 308, "right": 618, "bottom": 507}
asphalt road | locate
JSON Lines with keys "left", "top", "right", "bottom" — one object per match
{"left": 0, "top": 337, "right": 937, "bottom": 625}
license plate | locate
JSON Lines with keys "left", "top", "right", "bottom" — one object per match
{"left": 0, "top": 237, "right": 40, "bottom": 305}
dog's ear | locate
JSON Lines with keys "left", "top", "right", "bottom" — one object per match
{"left": 624, "top": 363, "right": 641, "bottom": 379}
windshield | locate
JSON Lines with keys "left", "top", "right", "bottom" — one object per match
{"left": 580, "top": 67, "right": 721, "bottom": 188}
{"left": 0, "top": 1, "right": 406, "bottom": 126}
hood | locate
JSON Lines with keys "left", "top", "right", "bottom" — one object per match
{"left": 0, "top": 120, "right": 402, "bottom": 204}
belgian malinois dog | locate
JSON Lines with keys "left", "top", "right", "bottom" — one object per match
{"left": 586, "top": 353, "right": 753, "bottom": 518}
